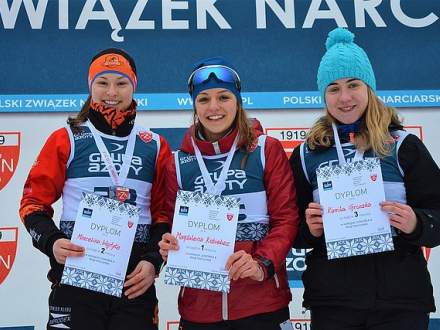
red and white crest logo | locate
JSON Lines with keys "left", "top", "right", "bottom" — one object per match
{"left": 0, "top": 132, "right": 20, "bottom": 191}
{"left": 226, "top": 213, "right": 234, "bottom": 221}
{"left": 139, "top": 131, "right": 153, "bottom": 143}
{"left": 115, "top": 186, "right": 129, "bottom": 203}
{"left": 128, "top": 221, "right": 134, "bottom": 229}
{"left": 370, "top": 174, "right": 377, "bottom": 182}
{"left": 0, "top": 227, "right": 18, "bottom": 286}
{"left": 116, "top": 190, "right": 129, "bottom": 202}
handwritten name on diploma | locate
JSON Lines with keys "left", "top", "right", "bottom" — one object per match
{"left": 328, "top": 202, "right": 372, "bottom": 214}
{"left": 77, "top": 234, "right": 121, "bottom": 251}
{"left": 176, "top": 232, "right": 231, "bottom": 247}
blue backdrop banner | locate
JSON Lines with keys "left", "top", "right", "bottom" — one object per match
{"left": 1, "top": 0, "right": 439, "bottom": 111}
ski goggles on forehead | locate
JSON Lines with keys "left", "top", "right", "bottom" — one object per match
{"left": 187, "top": 65, "right": 241, "bottom": 94}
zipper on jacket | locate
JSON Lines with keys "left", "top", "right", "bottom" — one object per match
{"left": 274, "top": 273, "right": 280, "bottom": 288}
{"left": 222, "top": 292, "right": 228, "bottom": 320}
{"left": 213, "top": 141, "right": 221, "bottom": 155}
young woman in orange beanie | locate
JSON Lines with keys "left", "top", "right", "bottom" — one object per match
{"left": 20, "top": 48, "right": 171, "bottom": 329}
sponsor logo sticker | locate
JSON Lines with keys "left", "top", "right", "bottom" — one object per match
{"left": 179, "top": 206, "right": 189, "bottom": 216}
{"left": 323, "top": 181, "right": 333, "bottom": 191}
{"left": 82, "top": 208, "right": 93, "bottom": 218}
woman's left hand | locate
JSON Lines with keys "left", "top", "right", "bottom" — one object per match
{"left": 124, "top": 260, "right": 156, "bottom": 299}
{"left": 226, "top": 250, "right": 264, "bottom": 281}
{"left": 381, "top": 201, "right": 418, "bottom": 234}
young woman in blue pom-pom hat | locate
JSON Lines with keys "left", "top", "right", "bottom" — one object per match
{"left": 290, "top": 28, "right": 440, "bottom": 330}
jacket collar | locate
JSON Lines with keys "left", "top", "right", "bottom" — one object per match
{"left": 181, "top": 126, "right": 239, "bottom": 156}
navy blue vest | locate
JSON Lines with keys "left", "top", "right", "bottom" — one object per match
{"left": 175, "top": 135, "right": 269, "bottom": 241}
{"left": 300, "top": 130, "right": 409, "bottom": 207}
{"left": 60, "top": 124, "right": 160, "bottom": 243}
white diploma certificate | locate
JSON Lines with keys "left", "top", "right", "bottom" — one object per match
{"left": 317, "top": 158, "right": 394, "bottom": 259}
{"left": 61, "top": 193, "right": 139, "bottom": 297}
{"left": 164, "top": 190, "right": 239, "bottom": 293}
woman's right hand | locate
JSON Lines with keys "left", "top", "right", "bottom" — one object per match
{"left": 305, "top": 202, "right": 324, "bottom": 238}
{"left": 52, "top": 238, "right": 85, "bottom": 264}
{"left": 158, "top": 233, "right": 179, "bottom": 262}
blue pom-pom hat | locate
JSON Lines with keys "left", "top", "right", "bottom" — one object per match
{"left": 317, "top": 27, "right": 376, "bottom": 101}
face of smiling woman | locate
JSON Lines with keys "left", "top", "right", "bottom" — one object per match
{"left": 91, "top": 73, "right": 134, "bottom": 112}
{"left": 325, "top": 78, "right": 369, "bottom": 124}
{"left": 195, "top": 88, "right": 238, "bottom": 142}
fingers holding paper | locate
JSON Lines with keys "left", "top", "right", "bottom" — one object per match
{"left": 158, "top": 232, "right": 179, "bottom": 261}
{"left": 226, "top": 250, "right": 264, "bottom": 282}
{"left": 305, "top": 202, "right": 324, "bottom": 238}
{"left": 53, "top": 238, "right": 85, "bottom": 264}
{"left": 381, "top": 201, "right": 418, "bottom": 234}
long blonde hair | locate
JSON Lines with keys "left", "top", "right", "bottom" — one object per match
{"left": 307, "top": 88, "right": 402, "bottom": 157}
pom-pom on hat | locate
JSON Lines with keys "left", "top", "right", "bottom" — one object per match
{"left": 317, "top": 28, "right": 376, "bottom": 99}
{"left": 188, "top": 56, "right": 242, "bottom": 104}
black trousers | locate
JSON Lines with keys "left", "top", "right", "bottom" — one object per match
{"left": 47, "top": 284, "right": 158, "bottom": 330}
{"left": 179, "top": 307, "right": 290, "bottom": 330}
{"left": 310, "top": 306, "right": 429, "bottom": 330}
